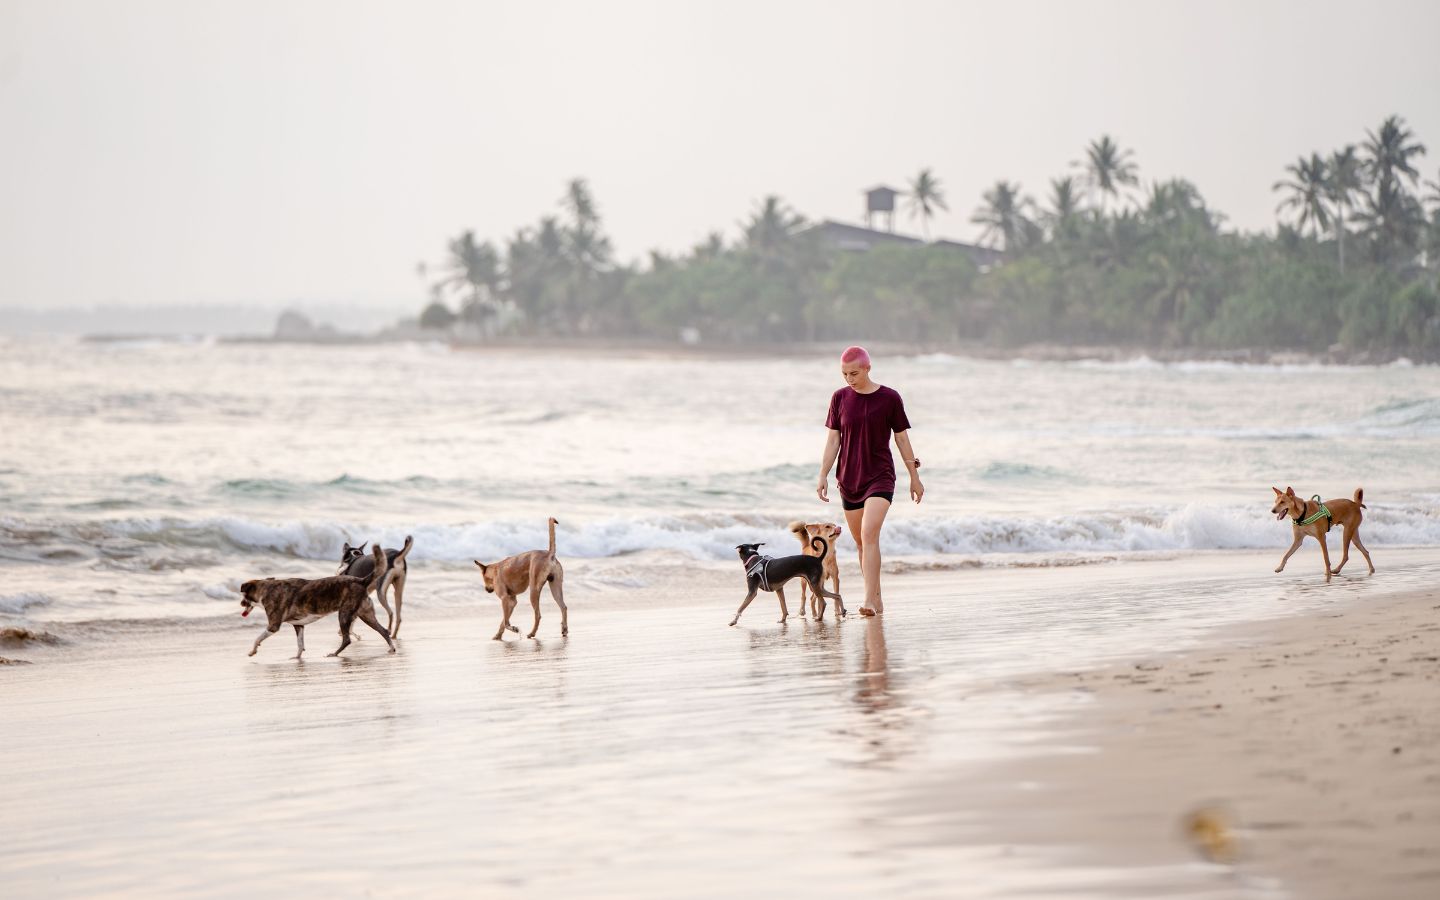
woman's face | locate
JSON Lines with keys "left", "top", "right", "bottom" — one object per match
{"left": 841, "top": 362, "right": 871, "bottom": 388}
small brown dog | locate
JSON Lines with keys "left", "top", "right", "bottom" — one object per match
{"left": 788, "top": 520, "right": 844, "bottom": 619}
{"left": 475, "top": 517, "right": 568, "bottom": 640}
{"left": 241, "top": 544, "right": 396, "bottom": 658}
{"left": 1270, "top": 486, "right": 1375, "bottom": 583}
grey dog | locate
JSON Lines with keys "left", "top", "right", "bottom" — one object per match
{"left": 338, "top": 535, "right": 413, "bottom": 637}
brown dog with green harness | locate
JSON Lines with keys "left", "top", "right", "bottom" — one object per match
{"left": 1270, "top": 486, "right": 1375, "bottom": 583}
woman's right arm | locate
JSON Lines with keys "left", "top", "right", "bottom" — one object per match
{"left": 817, "top": 429, "right": 840, "bottom": 502}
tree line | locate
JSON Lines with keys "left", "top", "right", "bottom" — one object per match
{"left": 420, "top": 114, "right": 1440, "bottom": 357}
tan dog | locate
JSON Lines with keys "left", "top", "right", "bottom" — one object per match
{"left": 474, "top": 517, "right": 568, "bottom": 640}
{"left": 1270, "top": 486, "right": 1374, "bottom": 583}
{"left": 788, "top": 520, "right": 844, "bottom": 619}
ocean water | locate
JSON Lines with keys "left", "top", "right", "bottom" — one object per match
{"left": 1, "top": 336, "right": 1438, "bottom": 625}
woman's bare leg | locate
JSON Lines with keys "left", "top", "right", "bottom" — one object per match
{"left": 844, "top": 504, "right": 865, "bottom": 579}
{"left": 858, "top": 496, "right": 891, "bottom": 615}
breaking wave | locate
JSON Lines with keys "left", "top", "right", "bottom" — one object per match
{"left": 4, "top": 503, "right": 1439, "bottom": 566}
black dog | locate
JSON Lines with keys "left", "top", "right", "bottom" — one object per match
{"left": 729, "top": 539, "right": 845, "bottom": 626}
{"left": 338, "top": 535, "right": 413, "bottom": 637}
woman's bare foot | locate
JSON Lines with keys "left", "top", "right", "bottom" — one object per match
{"left": 858, "top": 606, "right": 880, "bottom": 617}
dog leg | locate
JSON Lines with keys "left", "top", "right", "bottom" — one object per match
{"left": 375, "top": 573, "right": 395, "bottom": 634}
{"left": 356, "top": 602, "right": 397, "bottom": 652}
{"left": 390, "top": 571, "right": 405, "bottom": 638}
{"left": 329, "top": 609, "right": 356, "bottom": 657}
{"left": 526, "top": 583, "right": 543, "bottom": 639}
{"left": 494, "top": 593, "right": 520, "bottom": 641}
{"left": 1352, "top": 531, "right": 1375, "bottom": 575}
{"left": 730, "top": 588, "right": 758, "bottom": 626}
{"left": 831, "top": 570, "right": 843, "bottom": 618}
{"left": 775, "top": 586, "right": 790, "bottom": 624}
{"left": 796, "top": 580, "right": 808, "bottom": 618}
{"left": 293, "top": 624, "right": 306, "bottom": 659}
{"left": 1333, "top": 528, "right": 1352, "bottom": 575}
{"left": 1274, "top": 532, "right": 1304, "bottom": 573}
{"left": 1318, "top": 534, "right": 1333, "bottom": 582}
{"left": 249, "top": 625, "right": 278, "bottom": 657}
{"left": 549, "top": 574, "right": 568, "bottom": 637}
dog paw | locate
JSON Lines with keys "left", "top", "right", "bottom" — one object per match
{"left": 728, "top": 620, "right": 738, "bottom": 627}
{"left": 247, "top": 650, "right": 257, "bottom": 657}
{"left": 1273, "top": 567, "right": 1284, "bottom": 573}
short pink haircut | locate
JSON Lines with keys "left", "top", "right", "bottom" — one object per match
{"left": 840, "top": 345, "right": 871, "bottom": 367}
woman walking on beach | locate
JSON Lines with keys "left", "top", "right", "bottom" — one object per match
{"left": 817, "top": 346, "right": 923, "bottom": 616}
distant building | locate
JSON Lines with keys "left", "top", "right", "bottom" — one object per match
{"left": 863, "top": 185, "right": 902, "bottom": 231}
{"left": 801, "top": 219, "right": 1005, "bottom": 271}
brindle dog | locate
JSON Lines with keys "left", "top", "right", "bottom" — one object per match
{"left": 241, "top": 544, "right": 396, "bottom": 658}
{"left": 1270, "top": 486, "right": 1375, "bottom": 583}
{"left": 474, "top": 517, "right": 568, "bottom": 641}
{"left": 338, "top": 535, "right": 414, "bottom": 637}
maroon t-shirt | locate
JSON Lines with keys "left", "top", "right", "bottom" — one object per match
{"left": 825, "top": 385, "right": 911, "bottom": 502}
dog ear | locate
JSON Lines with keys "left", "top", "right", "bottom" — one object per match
{"left": 1285, "top": 486, "right": 1295, "bottom": 496}
{"left": 240, "top": 580, "right": 255, "bottom": 592}
{"left": 1271, "top": 487, "right": 1283, "bottom": 496}
{"left": 474, "top": 560, "right": 486, "bottom": 570}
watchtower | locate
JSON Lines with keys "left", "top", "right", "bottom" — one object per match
{"left": 863, "top": 185, "right": 901, "bottom": 232}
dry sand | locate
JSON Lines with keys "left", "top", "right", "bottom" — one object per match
{"left": 945, "top": 588, "right": 1440, "bottom": 898}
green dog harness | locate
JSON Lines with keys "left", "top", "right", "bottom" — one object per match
{"left": 1293, "top": 494, "right": 1333, "bottom": 531}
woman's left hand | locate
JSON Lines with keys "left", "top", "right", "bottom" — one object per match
{"left": 910, "top": 476, "right": 924, "bottom": 504}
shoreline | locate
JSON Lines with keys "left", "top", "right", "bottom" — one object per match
{"left": 57, "top": 331, "right": 1435, "bottom": 366}
{"left": 943, "top": 587, "right": 1440, "bottom": 899}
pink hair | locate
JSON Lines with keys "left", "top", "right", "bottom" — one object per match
{"left": 840, "top": 345, "right": 871, "bottom": 367}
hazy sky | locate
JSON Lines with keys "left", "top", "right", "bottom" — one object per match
{"left": 3, "top": 0, "right": 1438, "bottom": 311}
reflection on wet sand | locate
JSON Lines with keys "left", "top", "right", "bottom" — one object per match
{"left": 852, "top": 618, "right": 905, "bottom": 766}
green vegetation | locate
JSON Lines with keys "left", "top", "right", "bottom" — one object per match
{"left": 424, "top": 115, "right": 1440, "bottom": 357}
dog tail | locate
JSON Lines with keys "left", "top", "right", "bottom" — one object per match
{"left": 547, "top": 517, "right": 559, "bottom": 558}
{"left": 393, "top": 534, "right": 414, "bottom": 565}
{"left": 1354, "top": 487, "right": 1366, "bottom": 509}
{"left": 809, "top": 535, "right": 829, "bottom": 563}
{"left": 362, "top": 544, "right": 388, "bottom": 592}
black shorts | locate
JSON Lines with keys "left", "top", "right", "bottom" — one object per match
{"left": 842, "top": 491, "right": 893, "bottom": 511}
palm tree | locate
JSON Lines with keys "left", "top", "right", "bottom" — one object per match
{"left": 562, "top": 178, "right": 600, "bottom": 228}
{"left": 1327, "top": 145, "right": 1364, "bottom": 273}
{"left": 1273, "top": 154, "right": 1331, "bottom": 237}
{"left": 692, "top": 231, "right": 726, "bottom": 261}
{"left": 971, "top": 181, "right": 1035, "bottom": 252}
{"left": 1353, "top": 177, "right": 1426, "bottom": 264}
{"left": 906, "top": 168, "right": 948, "bottom": 240}
{"left": 743, "top": 195, "right": 806, "bottom": 253}
{"left": 1363, "top": 115, "right": 1427, "bottom": 191}
{"left": 1044, "top": 175, "right": 1085, "bottom": 238}
{"left": 439, "top": 230, "right": 502, "bottom": 320}
{"left": 1076, "top": 135, "right": 1139, "bottom": 213}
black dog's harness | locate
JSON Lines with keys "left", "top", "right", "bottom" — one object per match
{"left": 744, "top": 554, "right": 775, "bottom": 591}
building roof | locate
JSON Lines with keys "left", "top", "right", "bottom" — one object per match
{"left": 801, "top": 220, "right": 1006, "bottom": 266}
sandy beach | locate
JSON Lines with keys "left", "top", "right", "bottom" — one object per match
{"left": 3, "top": 549, "right": 1438, "bottom": 898}
{"left": 923, "top": 583, "right": 1440, "bottom": 899}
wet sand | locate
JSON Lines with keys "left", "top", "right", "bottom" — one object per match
{"left": 2, "top": 552, "right": 1438, "bottom": 897}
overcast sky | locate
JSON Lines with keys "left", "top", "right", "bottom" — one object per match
{"left": 2, "top": 0, "right": 1438, "bottom": 311}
